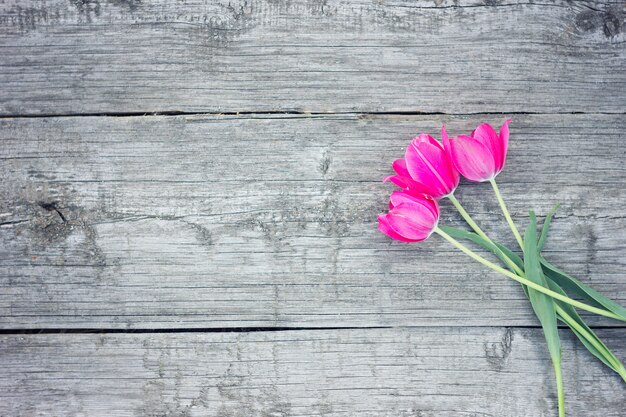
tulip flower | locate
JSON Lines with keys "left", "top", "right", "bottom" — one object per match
{"left": 378, "top": 191, "right": 439, "bottom": 242}
{"left": 442, "top": 120, "right": 523, "bottom": 246}
{"left": 443, "top": 120, "right": 511, "bottom": 182}
{"left": 385, "top": 132, "right": 459, "bottom": 199}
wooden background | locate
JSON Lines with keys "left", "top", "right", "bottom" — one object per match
{"left": 1, "top": 0, "right": 625, "bottom": 415}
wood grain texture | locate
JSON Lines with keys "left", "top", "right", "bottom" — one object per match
{"left": 1, "top": 113, "right": 625, "bottom": 329}
{"left": 0, "top": 0, "right": 624, "bottom": 115}
{"left": 1, "top": 327, "right": 624, "bottom": 416}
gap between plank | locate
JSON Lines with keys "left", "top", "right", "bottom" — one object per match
{"left": 0, "top": 324, "right": 621, "bottom": 335}
{"left": 0, "top": 110, "right": 624, "bottom": 119}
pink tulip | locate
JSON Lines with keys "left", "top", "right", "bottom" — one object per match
{"left": 443, "top": 120, "right": 511, "bottom": 182}
{"left": 385, "top": 130, "right": 460, "bottom": 199}
{"left": 378, "top": 191, "right": 440, "bottom": 242}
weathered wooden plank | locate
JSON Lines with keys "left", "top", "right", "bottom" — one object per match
{"left": 0, "top": 327, "right": 624, "bottom": 416}
{"left": 1, "top": 113, "right": 625, "bottom": 329}
{"left": 0, "top": 0, "right": 624, "bottom": 115}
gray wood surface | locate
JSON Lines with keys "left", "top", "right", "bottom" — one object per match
{"left": 0, "top": 0, "right": 624, "bottom": 115}
{"left": 1, "top": 0, "right": 625, "bottom": 415}
{"left": 1, "top": 113, "right": 625, "bottom": 329}
{"left": 1, "top": 327, "right": 625, "bottom": 417}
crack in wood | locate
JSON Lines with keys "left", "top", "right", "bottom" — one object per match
{"left": 1, "top": 110, "right": 625, "bottom": 119}
{"left": 38, "top": 201, "right": 67, "bottom": 223}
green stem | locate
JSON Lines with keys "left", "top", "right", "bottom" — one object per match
{"left": 435, "top": 227, "right": 625, "bottom": 322}
{"left": 553, "top": 360, "right": 565, "bottom": 417}
{"left": 447, "top": 194, "right": 490, "bottom": 242}
{"left": 447, "top": 194, "right": 525, "bottom": 277}
{"left": 490, "top": 178, "right": 524, "bottom": 249}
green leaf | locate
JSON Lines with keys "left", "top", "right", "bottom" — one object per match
{"left": 546, "top": 278, "right": 622, "bottom": 373}
{"left": 439, "top": 226, "right": 520, "bottom": 270}
{"left": 492, "top": 241, "right": 530, "bottom": 299}
{"left": 438, "top": 226, "right": 497, "bottom": 252}
{"left": 493, "top": 242, "right": 523, "bottom": 268}
{"left": 525, "top": 211, "right": 565, "bottom": 414}
{"left": 524, "top": 211, "right": 561, "bottom": 364}
{"left": 537, "top": 204, "right": 560, "bottom": 251}
{"left": 541, "top": 259, "right": 626, "bottom": 321}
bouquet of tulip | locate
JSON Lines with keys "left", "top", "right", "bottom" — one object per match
{"left": 378, "top": 121, "right": 626, "bottom": 416}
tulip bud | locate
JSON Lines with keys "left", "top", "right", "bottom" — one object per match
{"left": 443, "top": 120, "right": 511, "bottom": 182}
{"left": 378, "top": 191, "right": 440, "bottom": 242}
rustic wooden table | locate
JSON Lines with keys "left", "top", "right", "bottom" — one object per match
{"left": 1, "top": 1, "right": 625, "bottom": 415}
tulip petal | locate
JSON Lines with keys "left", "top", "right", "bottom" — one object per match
{"left": 378, "top": 214, "right": 417, "bottom": 242}
{"left": 384, "top": 158, "right": 432, "bottom": 194}
{"left": 473, "top": 123, "right": 503, "bottom": 170}
{"left": 386, "top": 205, "right": 437, "bottom": 241}
{"left": 442, "top": 126, "right": 452, "bottom": 155}
{"left": 389, "top": 191, "right": 439, "bottom": 218}
{"left": 405, "top": 182, "right": 432, "bottom": 196}
{"left": 384, "top": 174, "right": 431, "bottom": 194}
{"left": 392, "top": 159, "right": 410, "bottom": 177}
{"left": 498, "top": 119, "right": 511, "bottom": 172}
{"left": 383, "top": 174, "right": 412, "bottom": 189}
{"left": 446, "top": 135, "right": 497, "bottom": 182}
{"left": 441, "top": 125, "right": 449, "bottom": 144}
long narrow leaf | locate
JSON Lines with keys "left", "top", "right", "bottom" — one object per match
{"left": 541, "top": 259, "right": 626, "bottom": 320}
{"left": 524, "top": 211, "right": 561, "bottom": 364}
{"left": 439, "top": 226, "right": 520, "bottom": 270}
{"left": 493, "top": 242, "right": 523, "bottom": 268}
{"left": 525, "top": 212, "right": 564, "bottom": 415}
{"left": 546, "top": 278, "right": 622, "bottom": 373}
{"left": 493, "top": 241, "right": 529, "bottom": 298}
{"left": 537, "top": 203, "right": 560, "bottom": 251}
{"left": 438, "top": 226, "right": 499, "bottom": 253}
